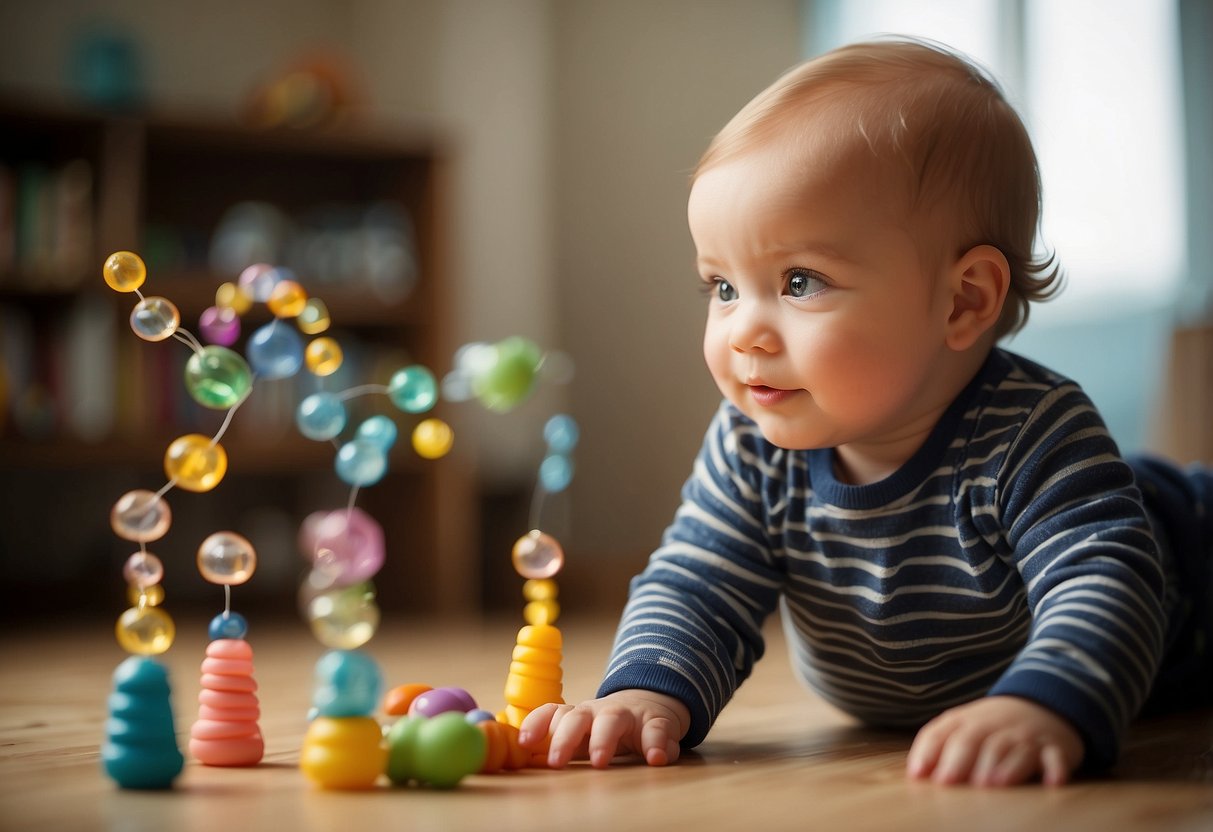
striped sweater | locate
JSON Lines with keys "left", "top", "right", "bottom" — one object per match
{"left": 599, "top": 349, "right": 1169, "bottom": 770}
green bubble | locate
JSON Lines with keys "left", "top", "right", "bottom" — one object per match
{"left": 473, "top": 337, "right": 543, "bottom": 413}
{"left": 184, "top": 346, "right": 253, "bottom": 409}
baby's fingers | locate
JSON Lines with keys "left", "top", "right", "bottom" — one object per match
{"left": 1040, "top": 743, "right": 1072, "bottom": 787}
{"left": 906, "top": 722, "right": 951, "bottom": 780}
{"left": 640, "top": 717, "right": 681, "bottom": 766}
{"left": 546, "top": 706, "right": 595, "bottom": 769}
{"left": 518, "top": 702, "right": 560, "bottom": 749}
{"left": 586, "top": 709, "right": 636, "bottom": 769}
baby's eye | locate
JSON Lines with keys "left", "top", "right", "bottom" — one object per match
{"left": 715, "top": 278, "right": 738, "bottom": 302}
{"left": 786, "top": 269, "right": 827, "bottom": 298}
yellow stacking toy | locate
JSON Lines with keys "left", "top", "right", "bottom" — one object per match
{"left": 301, "top": 717, "right": 387, "bottom": 789}
{"left": 503, "top": 623, "right": 565, "bottom": 728}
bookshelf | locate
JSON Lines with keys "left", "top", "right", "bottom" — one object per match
{"left": 0, "top": 97, "right": 477, "bottom": 621}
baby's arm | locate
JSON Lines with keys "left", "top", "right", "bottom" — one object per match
{"left": 906, "top": 696, "right": 1084, "bottom": 786}
{"left": 519, "top": 690, "right": 691, "bottom": 769}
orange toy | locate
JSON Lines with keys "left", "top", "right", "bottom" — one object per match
{"left": 189, "top": 638, "right": 264, "bottom": 766}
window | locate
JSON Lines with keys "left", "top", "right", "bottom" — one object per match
{"left": 804, "top": 0, "right": 1187, "bottom": 320}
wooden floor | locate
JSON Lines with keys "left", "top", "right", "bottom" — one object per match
{"left": 1, "top": 614, "right": 1210, "bottom": 832}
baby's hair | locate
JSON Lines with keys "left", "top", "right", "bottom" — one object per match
{"left": 694, "top": 38, "right": 1061, "bottom": 338}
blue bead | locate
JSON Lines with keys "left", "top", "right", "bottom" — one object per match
{"left": 465, "top": 709, "right": 497, "bottom": 724}
{"left": 388, "top": 365, "right": 438, "bottom": 413}
{"left": 355, "top": 415, "right": 398, "bottom": 450}
{"left": 208, "top": 611, "right": 248, "bottom": 640}
{"left": 543, "top": 414, "right": 580, "bottom": 454}
{"left": 312, "top": 649, "right": 382, "bottom": 717}
{"left": 335, "top": 439, "right": 388, "bottom": 487}
{"left": 539, "top": 453, "right": 574, "bottom": 493}
{"left": 247, "top": 320, "right": 304, "bottom": 380}
{"left": 297, "top": 392, "right": 347, "bottom": 440}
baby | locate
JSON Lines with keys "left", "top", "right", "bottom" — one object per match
{"left": 519, "top": 38, "right": 1212, "bottom": 787}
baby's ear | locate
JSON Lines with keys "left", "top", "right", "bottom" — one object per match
{"left": 945, "top": 244, "right": 1010, "bottom": 351}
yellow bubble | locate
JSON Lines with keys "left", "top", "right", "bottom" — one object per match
{"left": 523, "top": 599, "right": 560, "bottom": 626}
{"left": 164, "top": 434, "right": 227, "bottom": 492}
{"left": 115, "top": 605, "right": 176, "bottom": 655}
{"left": 305, "top": 336, "right": 344, "bottom": 376}
{"left": 412, "top": 418, "right": 454, "bottom": 459}
{"left": 102, "top": 251, "right": 146, "bottom": 293}
{"left": 522, "top": 578, "right": 558, "bottom": 602}
{"left": 268, "top": 279, "right": 307, "bottom": 318}
{"left": 297, "top": 298, "right": 331, "bottom": 334}
{"left": 128, "top": 583, "right": 166, "bottom": 607}
{"left": 216, "top": 281, "right": 252, "bottom": 314}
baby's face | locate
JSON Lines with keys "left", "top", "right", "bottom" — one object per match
{"left": 689, "top": 141, "right": 962, "bottom": 480}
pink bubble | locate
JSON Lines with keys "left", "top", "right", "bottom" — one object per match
{"left": 199, "top": 306, "right": 241, "bottom": 346}
{"left": 311, "top": 507, "right": 385, "bottom": 586}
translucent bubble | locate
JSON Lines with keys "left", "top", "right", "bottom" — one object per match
{"left": 103, "top": 251, "right": 146, "bottom": 293}
{"left": 128, "top": 583, "right": 165, "bottom": 607}
{"left": 511, "top": 530, "right": 565, "bottom": 579}
{"left": 524, "top": 599, "right": 560, "bottom": 626}
{"left": 111, "top": 490, "right": 172, "bottom": 542}
{"left": 387, "top": 365, "right": 437, "bottom": 414}
{"left": 522, "top": 578, "right": 558, "bottom": 602}
{"left": 215, "top": 281, "right": 252, "bottom": 315}
{"left": 130, "top": 297, "right": 180, "bottom": 342}
{"left": 165, "top": 434, "right": 228, "bottom": 493}
{"left": 538, "top": 453, "right": 574, "bottom": 493}
{"left": 237, "top": 263, "right": 278, "bottom": 303}
{"left": 471, "top": 337, "right": 543, "bottom": 413}
{"left": 197, "top": 530, "right": 257, "bottom": 585}
{"left": 184, "top": 345, "right": 253, "bottom": 409}
{"left": 247, "top": 321, "right": 304, "bottom": 379}
{"left": 297, "top": 298, "right": 331, "bottom": 334}
{"left": 115, "top": 605, "right": 175, "bottom": 655}
{"left": 440, "top": 369, "right": 474, "bottom": 403}
{"left": 123, "top": 551, "right": 164, "bottom": 588}
{"left": 335, "top": 439, "right": 388, "bottom": 487}
{"left": 296, "top": 392, "right": 347, "bottom": 440}
{"left": 355, "top": 415, "right": 397, "bottom": 451}
{"left": 311, "top": 507, "right": 385, "bottom": 586}
{"left": 411, "top": 418, "right": 453, "bottom": 460}
{"left": 268, "top": 279, "right": 307, "bottom": 318}
{"left": 304, "top": 336, "right": 343, "bottom": 376}
{"left": 543, "top": 414, "right": 580, "bottom": 454}
{"left": 308, "top": 583, "right": 380, "bottom": 650}
{"left": 209, "top": 611, "right": 249, "bottom": 640}
{"left": 199, "top": 305, "right": 240, "bottom": 346}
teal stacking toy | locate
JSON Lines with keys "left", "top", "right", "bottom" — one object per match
{"left": 102, "top": 656, "right": 184, "bottom": 789}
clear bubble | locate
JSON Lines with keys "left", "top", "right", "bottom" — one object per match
{"left": 237, "top": 263, "right": 278, "bottom": 303}
{"left": 123, "top": 551, "right": 164, "bottom": 588}
{"left": 511, "top": 530, "right": 565, "bottom": 579}
{"left": 308, "top": 583, "right": 380, "bottom": 650}
{"left": 355, "top": 415, "right": 397, "bottom": 451}
{"left": 103, "top": 251, "right": 146, "bottom": 293}
{"left": 110, "top": 490, "right": 172, "bottom": 543}
{"left": 197, "top": 530, "right": 257, "bottom": 585}
{"left": 130, "top": 297, "right": 180, "bottom": 342}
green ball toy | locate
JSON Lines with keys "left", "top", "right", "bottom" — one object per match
{"left": 386, "top": 713, "right": 487, "bottom": 788}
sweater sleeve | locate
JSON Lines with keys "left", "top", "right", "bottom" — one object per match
{"left": 597, "top": 404, "right": 786, "bottom": 748}
{"left": 988, "top": 383, "right": 1166, "bottom": 770}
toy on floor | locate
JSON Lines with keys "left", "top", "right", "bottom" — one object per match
{"left": 100, "top": 249, "right": 578, "bottom": 791}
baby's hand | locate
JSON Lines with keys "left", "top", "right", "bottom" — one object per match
{"left": 906, "top": 695, "right": 1084, "bottom": 787}
{"left": 518, "top": 690, "right": 691, "bottom": 769}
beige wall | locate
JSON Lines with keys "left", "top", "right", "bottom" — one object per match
{"left": 0, "top": 0, "right": 804, "bottom": 579}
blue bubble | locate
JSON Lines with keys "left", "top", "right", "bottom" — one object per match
{"left": 355, "top": 415, "right": 398, "bottom": 450}
{"left": 387, "top": 365, "right": 438, "bottom": 414}
{"left": 297, "top": 392, "right": 347, "bottom": 440}
{"left": 335, "top": 439, "right": 388, "bottom": 487}
{"left": 539, "top": 453, "right": 574, "bottom": 493}
{"left": 208, "top": 611, "right": 249, "bottom": 640}
{"left": 247, "top": 320, "right": 304, "bottom": 380}
{"left": 543, "top": 414, "right": 580, "bottom": 454}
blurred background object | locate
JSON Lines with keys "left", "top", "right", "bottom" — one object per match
{"left": 0, "top": 0, "right": 1207, "bottom": 625}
